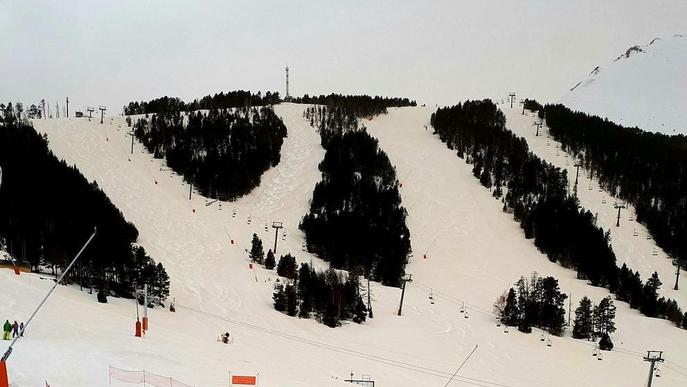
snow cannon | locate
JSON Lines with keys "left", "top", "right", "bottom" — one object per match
{"left": 0, "top": 360, "right": 8, "bottom": 387}
{"left": 142, "top": 316, "right": 149, "bottom": 331}
{"left": 13, "top": 267, "right": 19, "bottom": 275}
{"left": 135, "top": 320, "right": 142, "bottom": 337}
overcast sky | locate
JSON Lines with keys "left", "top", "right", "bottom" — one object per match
{"left": 1, "top": 0, "right": 685, "bottom": 113}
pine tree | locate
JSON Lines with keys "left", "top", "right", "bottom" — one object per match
{"left": 503, "top": 288, "right": 519, "bottom": 326}
{"left": 640, "top": 272, "right": 662, "bottom": 317}
{"left": 594, "top": 296, "right": 616, "bottom": 336}
{"left": 264, "top": 249, "right": 276, "bottom": 270}
{"left": 277, "top": 254, "right": 297, "bottom": 279}
{"left": 598, "top": 332, "right": 614, "bottom": 351}
{"left": 273, "top": 283, "right": 286, "bottom": 312}
{"left": 297, "top": 263, "right": 313, "bottom": 318}
{"left": 285, "top": 284, "right": 298, "bottom": 317}
{"left": 573, "top": 296, "right": 594, "bottom": 339}
{"left": 250, "top": 234, "right": 265, "bottom": 264}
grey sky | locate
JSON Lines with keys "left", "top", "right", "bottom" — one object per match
{"left": 1, "top": 0, "right": 685, "bottom": 113}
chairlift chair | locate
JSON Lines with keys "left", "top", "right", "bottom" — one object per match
{"left": 597, "top": 351, "right": 604, "bottom": 360}
{"left": 540, "top": 333, "right": 545, "bottom": 342}
{"left": 546, "top": 338, "right": 552, "bottom": 347}
{"left": 655, "top": 367, "right": 661, "bottom": 378}
{"left": 592, "top": 348, "right": 598, "bottom": 357}
{"left": 464, "top": 311, "right": 469, "bottom": 319}
{"left": 504, "top": 326, "right": 509, "bottom": 333}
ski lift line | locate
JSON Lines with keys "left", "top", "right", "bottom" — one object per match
{"left": 443, "top": 345, "right": 479, "bottom": 387}
{"left": 2, "top": 229, "right": 97, "bottom": 362}
{"left": 175, "top": 304, "right": 515, "bottom": 387}
{"left": 411, "top": 281, "right": 687, "bottom": 371}
{"left": 410, "top": 280, "right": 493, "bottom": 316}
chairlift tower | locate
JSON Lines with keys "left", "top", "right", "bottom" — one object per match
{"left": 98, "top": 106, "right": 107, "bottom": 124}
{"left": 87, "top": 107, "right": 95, "bottom": 119}
{"left": 533, "top": 121, "right": 543, "bottom": 137}
{"left": 508, "top": 92, "right": 516, "bottom": 108}
{"left": 271, "top": 221, "right": 284, "bottom": 253}
{"left": 643, "top": 351, "right": 664, "bottom": 387}
{"left": 613, "top": 202, "right": 626, "bottom": 227}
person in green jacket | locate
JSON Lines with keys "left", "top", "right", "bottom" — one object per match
{"left": 2, "top": 320, "right": 11, "bottom": 340}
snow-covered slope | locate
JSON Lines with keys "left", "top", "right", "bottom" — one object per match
{"left": 560, "top": 34, "right": 687, "bottom": 135}
{"left": 1, "top": 104, "right": 687, "bottom": 386}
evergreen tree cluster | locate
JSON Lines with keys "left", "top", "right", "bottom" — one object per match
{"left": 0, "top": 104, "right": 169, "bottom": 302}
{"left": 300, "top": 105, "right": 411, "bottom": 287}
{"left": 495, "top": 273, "right": 568, "bottom": 336}
{"left": 432, "top": 101, "right": 687, "bottom": 328}
{"left": 123, "top": 91, "right": 281, "bottom": 115}
{"left": 133, "top": 106, "right": 287, "bottom": 201}
{"left": 273, "top": 262, "right": 367, "bottom": 327}
{"left": 523, "top": 99, "right": 544, "bottom": 116}
{"left": 293, "top": 94, "right": 416, "bottom": 119}
{"left": 543, "top": 104, "right": 687, "bottom": 271}
{"left": 572, "top": 296, "right": 616, "bottom": 345}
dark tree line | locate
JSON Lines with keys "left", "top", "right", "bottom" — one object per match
{"left": 495, "top": 273, "right": 568, "bottom": 336}
{"left": 292, "top": 94, "right": 416, "bottom": 119}
{"left": 431, "top": 100, "right": 686, "bottom": 328}
{"left": 542, "top": 104, "right": 687, "bottom": 271}
{"left": 124, "top": 91, "right": 281, "bottom": 115}
{"left": 273, "top": 261, "right": 367, "bottom": 328}
{"left": 0, "top": 103, "right": 169, "bottom": 303}
{"left": 300, "top": 104, "right": 411, "bottom": 287}
{"left": 133, "top": 106, "right": 287, "bottom": 201}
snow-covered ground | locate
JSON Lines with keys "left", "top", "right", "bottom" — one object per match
{"left": 560, "top": 34, "right": 687, "bottom": 135}
{"left": 1, "top": 103, "right": 686, "bottom": 386}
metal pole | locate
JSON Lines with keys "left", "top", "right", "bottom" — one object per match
{"left": 367, "top": 276, "right": 373, "bottom": 318}
{"left": 397, "top": 274, "right": 412, "bottom": 316}
{"left": 2, "top": 229, "right": 96, "bottom": 361}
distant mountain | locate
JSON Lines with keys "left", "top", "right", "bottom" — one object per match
{"left": 560, "top": 34, "right": 686, "bottom": 135}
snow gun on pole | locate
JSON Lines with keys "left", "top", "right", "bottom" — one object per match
{"left": 1, "top": 228, "right": 96, "bottom": 387}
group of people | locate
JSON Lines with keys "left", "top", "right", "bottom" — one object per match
{"left": 220, "top": 332, "right": 231, "bottom": 344}
{"left": 2, "top": 320, "right": 23, "bottom": 340}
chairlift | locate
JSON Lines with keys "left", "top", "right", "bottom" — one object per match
{"left": 247, "top": 216, "right": 252, "bottom": 225}
{"left": 633, "top": 229, "right": 638, "bottom": 237}
{"left": 655, "top": 367, "right": 661, "bottom": 378}
{"left": 597, "top": 351, "right": 604, "bottom": 360}
{"left": 504, "top": 326, "right": 509, "bottom": 333}
{"left": 646, "top": 235, "right": 652, "bottom": 240}
{"left": 496, "top": 320, "right": 502, "bottom": 327}
{"left": 546, "top": 338, "right": 552, "bottom": 347}
{"left": 464, "top": 311, "right": 469, "bottom": 319}
{"left": 652, "top": 248, "right": 658, "bottom": 256}
{"left": 629, "top": 215, "right": 634, "bottom": 221}
{"left": 460, "top": 302, "right": 465, "bottom": 313}
{"left": 602, "top": 198, "right": 607, "bottom": 204}
{"left": 592, "top": 348, "right": 598, "bottom": 357}
{"left": 429, "top": 290, "right": 434, "bottom": 300}
{"left": 232, "top": 210, "right": 237, "bottom": 218}
{"left": 264, "top": 223, "right": 269, "bottom": 232}
{"left": 540, "top": 333, "right": 545, "bottom": 342}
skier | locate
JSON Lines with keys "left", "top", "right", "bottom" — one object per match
{"left": 2, "top": 320, "right": 11, "bottom": 340}
{"left": 19, "top": 321, "right": 24, "bottom": 337}
{"left": 221, "top": 332, "right": 230, "bottom": 344}
{"left": 11, "top": 321, "right": 18, "bottom": 338}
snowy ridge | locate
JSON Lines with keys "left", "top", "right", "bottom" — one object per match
{"left": 0, "top": 104, "right": 686, "bottom": 386}
{"left": 560, "top": 34, "right": 687, "bottom": 135}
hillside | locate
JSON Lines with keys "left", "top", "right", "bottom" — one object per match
{"left": 0, "top": 104, "right": 686, "bottom": 386}
{"left": 559, "top": 34, "right": 687, "bottom": 135}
